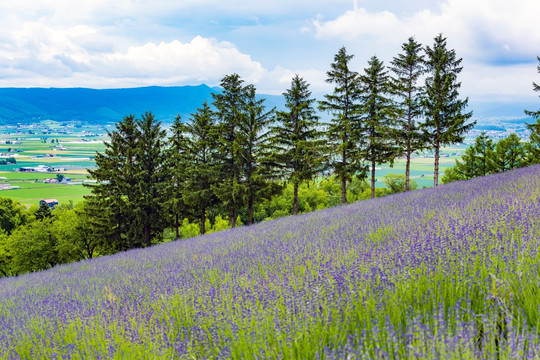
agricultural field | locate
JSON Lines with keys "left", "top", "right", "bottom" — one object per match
{"left": 0, "top": 121, "right": 107, "bottom": 206}
{"left": 1, "top": 165, "right": 538, "bottom": 359}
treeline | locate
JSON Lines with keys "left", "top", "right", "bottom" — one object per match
{"left": 442, "top": 130, "right": 540, "bottom": 183}
{"left": 0, "top": 37, "right": 538, "bottom": 277}
{"left": 443, "top": 56, "right": 540, "bottom": 183}
{"left": 85, "top": 34, "right": 473, "bottom": 248}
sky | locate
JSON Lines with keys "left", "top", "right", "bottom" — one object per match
{"left": 0, "top": 0, "right": 539, "bottom": 118}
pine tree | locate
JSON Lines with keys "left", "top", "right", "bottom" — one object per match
{"left": 87, "top": 115, "right": 142, "bottom": 250}
{"left": 359, "top": 55, "right": 398, "bottom": 199}
{"left": 87, "top": 113, "right": 168, "bottom": 249}
{"left": 493, "top": 133, "right": 526, "bottom": 172}
{"left": 165, "top": 115, "right": 188, "bottom": 240}
{"left": 445, "top": 132, "right": 495, "bottom": 182}
{"left": 390, "top": 37, "right": 426, "bottom": 191}
{"left": 525, "top": 119, "right": 540, "bottom": 164}
{"left": 182, "top": 101, "right": 220, "bottom": 234}
{"left": 423, "top": 34, "right": 475, "bottom": 186}
{"left": 525, "top": 56, "right": 540, "bottom": 119}
{"left": 270, "top": 75, "right": 325, "bottom": 215}
{"left": 525, "top": 56, "right": 540, "bottom": 164}
{"left": 240, "top": 85, "right": 280, "bottom": 225}
{"left": 134, "top": 112, "right": 168, "bottom": 248}
{"left": 212, "top": 74, "right": 247, "bottom": 228}
{"left": 319, "top": 47, "right": 365, "bottom": 204}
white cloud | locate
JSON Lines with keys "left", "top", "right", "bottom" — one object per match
{"left": 313, "top": 0, "right": 540, "bottom": 62}
{"left": 0, "top": 30, "right": 269, "bottom": 88}
{"left": 461, "top": 62, "right": 539, "bottom": 102}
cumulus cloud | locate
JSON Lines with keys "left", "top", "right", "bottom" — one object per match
{"left": 314, "top": 0, "right": 540, "bottom": 62}
{"left": 0, "top": 29, "right": 268, "bottom": 88}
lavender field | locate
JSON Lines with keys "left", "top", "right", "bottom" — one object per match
{"left": 1, "top": 165, "right": 540, "bottom": 359}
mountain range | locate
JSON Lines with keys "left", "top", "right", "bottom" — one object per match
{"left": 0, "top": 85, "right": 285, "bottom": 124}
{"left": 0, "top": 86, "right": 535, "bottom": 130}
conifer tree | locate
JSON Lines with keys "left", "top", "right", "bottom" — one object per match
{"left": 182, "top": 101, "right": 220, "bottom": 234}
{"left": 390, "top": 37, "right": 426, "bottom": 191}
{"left": 270, "top": 75, "right": 325, "bottom": 215}
{"left": 165, "top": 115, "right": 188, "bottom": 240}
{"left": 359, "top": 55, "right": 398, "bottom": 199}
{"left": 88, "top": 113, "right": 168, "bottom": 249}
{"left": 423, "top": 34, "right": 474, "bottom": 186}
{"left": 525, "top": 56, "right": 540, "bottom": 119}
{"left": 525, "top": 56, "right": 540, "bottom": 164}
{"left": 525, "top": 119, "right": 540, "bottom": 164}
{"left": 134, "top": 112, "right": 168, "bottom": 248}
{"left": 240, "top": 85, "right": 280, "bottom": 225}
{"left": 212, "top": 74, "right": 247, "bottom": 228}
{"left": 493, "top": 133, "right": 526, "bottom": 172}
{"left": 87, "top": 115, "right": 142, "bottom": 250}
{"left": 319, "top": 47, "right": 365, "bottom": 204}
{"left": 442, "top": 132, "right": 495, "bottom": 183}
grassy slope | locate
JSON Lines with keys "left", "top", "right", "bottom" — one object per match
{"left": 0, "top": 165, "right": 539, "bottom": 359}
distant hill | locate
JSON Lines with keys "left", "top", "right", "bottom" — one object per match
{"left": 0, "top": 86, "right": 286, "bottom": 124}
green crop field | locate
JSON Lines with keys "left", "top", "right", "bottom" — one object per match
{"left": 0, "top": 121, "right": 107, "bottom": 205}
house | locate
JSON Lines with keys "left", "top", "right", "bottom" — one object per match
{"left": 40, "top": 199, "right": 59, "bottom": 208}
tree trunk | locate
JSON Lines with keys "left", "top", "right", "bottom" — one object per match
{"left": 371, "top": 160, "right": 376, "bottom": 199}
{"left": 175, "top": 213, "right": 180, "bottom": 240}
{"left": 200, "top": 207, "right": 206, "bottom": 235}
{"left": 341, "top": 148, "right": 347, "bottom": 204}
{"left": 405, "top": 149, "right": 411, "bottom": 192}
{"left": 434, "top": 145, "right": 440, "bottom": 186}
{"left": 247, "top": 197, "right": 253, "bottom": 225}
{"left": 145, "top": 222, "right": 151, "bottom": 248}
{"left": 230, "top": 208, "right": 236, "bottom": 228}
{"left": 341, "top": 175, "right": 347, "bottom": 205}
{"left": 293, "top": 183, "right": 299, "bottom": 215}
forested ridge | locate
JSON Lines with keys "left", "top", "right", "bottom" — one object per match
{"left": 0, "top": 36, "right": 539, "bottom": 278}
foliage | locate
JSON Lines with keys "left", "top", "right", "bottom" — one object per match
{"left": 493, "top": 133, "right": 527, "bottom": 172}
{"left": 270, "top": 75, "right": 326, "bottom": 215}
{"left": 383, "top": 173, "right": 418, "bottom": 193}
{"left": 442, "top": 132, "right": 534, "bottom": 184}
{"left": 442, "top": 132, "right": 495, "bottom": 184}
{"left": 165, "top": 115, "right": 189, "bottom": 239}
{"left": 0, "top": 197, "right": 28, "bottom": 235}
{"left": 524, "top": 56, "right": 540, "bottom": 119}
{"left": 180, "top": 101, "right": 220, "bottom": 234}
{"left": 87, "top": 113, "right": 168, "bottom": 249}
{"left": 212, "top": 74, "right": 248, "bottom": 228}
{"left": 8, "top": 218, "right": 59, "bottom": 274}
{"left": 359, "top": 55, "right": 399, "bottom": 198}
{"left": 319, "top": 47, "right": 365, "bottom": 204}
{"left": 390, "top": 37, "right": 426, "bottom": 191}
{"left": 239, "top": 84, "right": 280, "bottom": 224}
{"left": 423, "top": 34, "right": 475, "bottom": 186}
{"left": 525, "top": 118, "right": 540, "bottom": 164}
{"left": 34, "top": 201, "right": 52, "bottom": 221}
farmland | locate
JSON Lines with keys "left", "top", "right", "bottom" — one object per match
{"left": 0, "top": 165, "right": 538, "bottom": 359}
{"left": 0, "top": 121, "right": 107, "bottom": 205}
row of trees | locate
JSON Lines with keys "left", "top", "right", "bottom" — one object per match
{"left": 442, "top": 130, "right": 540, "bottom": 183}
{"left": 85, "top": 33, "right": 475, "bottom": 251}
{"left": 3, "top": 39, "right": 538, "bottom": 277}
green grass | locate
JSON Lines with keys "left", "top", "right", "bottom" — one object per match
{"left": 0, "top": 184, "right": 89, "bottom": 205}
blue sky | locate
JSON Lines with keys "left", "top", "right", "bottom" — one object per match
{"left": 0, "top": 0, "right": 538, "bottom": 118}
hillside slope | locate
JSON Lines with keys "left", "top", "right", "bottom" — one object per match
{"left": 1, "top": 165, "right": 539, "bottom": 359}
